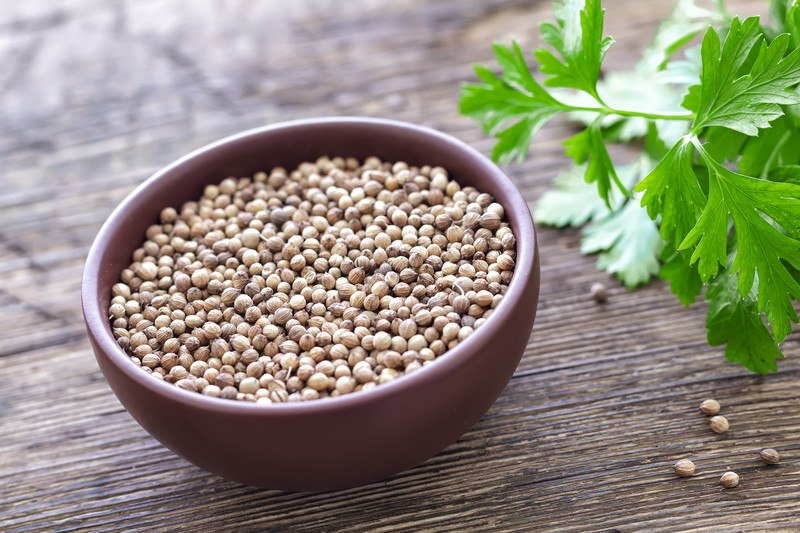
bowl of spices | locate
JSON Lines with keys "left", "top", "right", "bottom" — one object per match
{"left": 82, "top": 117, "right": 540, "bottom": 491}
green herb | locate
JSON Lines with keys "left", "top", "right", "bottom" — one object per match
{"left": 460, "top": 0, "right": 800, "bottom": 373}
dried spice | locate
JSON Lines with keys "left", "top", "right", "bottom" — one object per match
{"left": 759, "top": 448, "right": 780, "bottom": 465}
{"left": 720, "top": 471, "right": 739, "bottom": 488}
{"left": 673, "top": 459, "right": 696, "bottom": 478}
{"left": 699, "top": 399, "right": 721, "bottom": 416}
{"left": 709, "top": 416, "right": 729, "bottom": 434}
{"left": 109, "top": 157, "right": 516, "bottom": 402}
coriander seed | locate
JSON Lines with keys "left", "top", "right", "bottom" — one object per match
{"left": 590, "top": 282, "right": 608, "bottom": 303}
{"left": 175, "top": 378, "right": 196, "bottom": 392}
{"left": 673, "top": 459, "right": 696, "bottom": 478}
{"left": 699, "top": 399, "right": 721, "bottom": 416}
{"left": 710, "top": 415, "right": 729, "bottom": 434}
{"left": 109, "top": 157, "right": 516, "bottom": 402}
{"left": 720, "top": 471, "right": 739, "bottom": 488}
{"left": 759, "top": 448, "right": 780, "bottom": 465}
{"left": 239, "top": 377, "right": 259, "bottom": 395}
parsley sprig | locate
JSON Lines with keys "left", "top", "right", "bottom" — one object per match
{"left": 459, "top": 0, "right": 800, "bottom": 373}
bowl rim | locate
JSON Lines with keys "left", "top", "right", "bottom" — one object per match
{"left": 82, "top": 116, "right": 537, "bottom": 416}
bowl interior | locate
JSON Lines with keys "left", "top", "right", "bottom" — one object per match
{"left": 85, "top": 117, "right": 536, "bottom": 408}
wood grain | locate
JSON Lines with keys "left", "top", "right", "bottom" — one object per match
{"left": 1, "top": 0, "right": 798, "bottom": 531}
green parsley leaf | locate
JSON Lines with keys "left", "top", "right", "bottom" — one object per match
{"left": 537, "top": 159, "right": 661, "bottom": 287}
{"left": 563, "top": 120, "right": 629, "bottom": 207}
{"left": 581, "top": 193, "right": 662, "bottom": 287}
{"left": 787, "top": 88, "right": 800, "bottom": 126}
{"left": 460, "top": 0, "right": 800, "bottom": 373}
{"left": 682, "top": 146, "right": 800, "bottom": 342}
{"left": 635, "top": 137, "right": 706, "bottom": 244}
{"left": 706, "top": 269, "right": 784, "bottom": 374}
{"left": 660, "top": 44, "right": 703, "bottom": 85}
{"left": 534, "top": 0, "right": 614, "bottom": 98}
{"left": 641, "top": 0, "right": 720, "bottom": 72}
{"left": 688, "top": 18, "right": 800, "bottom": 135}
{"left": 534, "top": 155, "right": 643, "bottom": 227}
{"left": 738, "top": 116, "right": 797, "bottom": 177}
{"left": 534, "top": 164, "right": 612, "bottom": 227}
{"left": 771, "top": 0, "right": 800, "bottom": 46}
{"left": 660, "top": 244, "right": 704, "bottom": 306}
{"left": 459, "top": 43, "right": 563, "bottom": 164}
{"left": 788, "top": 0, "right": 799, "bottom": 43}
{"left": 703, "top": 125, "right": 747, "bottom": 162}
{"left": 771, "top": 165, "right": 800, "bottom": 184}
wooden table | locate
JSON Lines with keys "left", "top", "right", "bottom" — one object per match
{"left": 2, "top": 0, "right": 798, "bottom": 530}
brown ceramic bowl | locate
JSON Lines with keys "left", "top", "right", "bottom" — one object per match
{"left": 82, "top": 117, "right": 540, "bottom": 491}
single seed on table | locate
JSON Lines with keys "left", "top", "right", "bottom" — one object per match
{"left": 759, "top": 448, "right": 780, "bottom": 465}
{"left": 720, "top": 471, "right": 739, "bottom": 488}
{"left": 699, "top": 398, "right": 721, "bottom": 416}
{"left": 673, "top": 459, "right": 696, "bottom": 478}
{"left": 590, "top": 282, "right": 608, "bottom": 303}
{"left": 709, "top": 415, "right": 729, "bottom": 434}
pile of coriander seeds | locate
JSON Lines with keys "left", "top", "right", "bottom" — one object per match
{"left": 109, "top": 156, "right": 516, "bottom": 403}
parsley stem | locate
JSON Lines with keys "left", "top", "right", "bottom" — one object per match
{"left": 588, "top": 89, "right": 610, "bottom": 109}
{"left": 568, "top": 105, "right": 694, "bottom": 121}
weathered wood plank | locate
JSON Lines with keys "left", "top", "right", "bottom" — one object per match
{"left": 2, "top": 0, "right": 797, "bottom": 531}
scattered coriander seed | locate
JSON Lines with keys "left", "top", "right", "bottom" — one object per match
{"left": 759, "top": 448, "right": 780, "bottom": 465}
{"left": 720, "top": 471, "right": 739, "bottom": 488}
{"left": 590, "top": 282, "right": 608, "bottom": 303}
{"left": 673, "top": 459, "right": 696, "bottom": 478}
{"left": 709, "top": 415, "right": 729, "bottom": 434}
{"left": 699, "top": 399, "right": 721, "bottom": 416}
{"left": 109, "top": 158, "right": 516, "bottom": 402}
